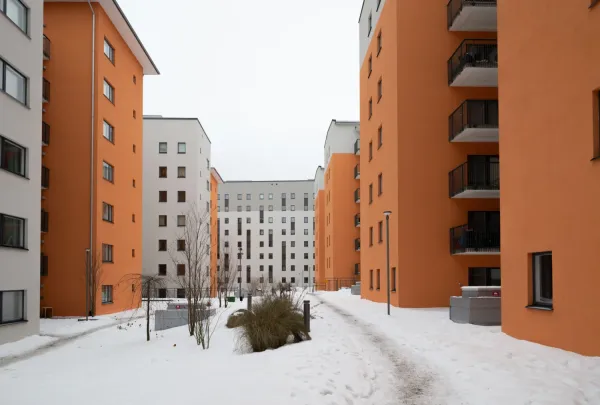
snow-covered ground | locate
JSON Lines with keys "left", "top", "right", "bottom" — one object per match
{"left": 0, "top": 291, "right": 599, "bottom": 404}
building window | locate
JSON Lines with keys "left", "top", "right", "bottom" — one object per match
{"left": 378, "top": 173, "right": 383, "bottom": 195}
{"left": 177, "top": 166, "right": 186, "bottom": 178}
{"left": 367, "top": 12, "right": 372, "bottom": 36}
{"left": 132, "top": 214, "right": 135, "bottom": 222}
{"left": 102, "top": 161, "right": 114, "bottom": 182}
{"left": 178, "top": 191, "right": 186, "bottom": 202}
{"left": 376, "top": 0, "right": 382, "bottom": 10}
{"left": 0, "top": 136, "right": 26, "bottom": 177}
{"left": 378, "top": 221, "right": 383, "bottom": 243}
{"left": 101, "top": 285, "right": 113, "bottom": 304}
{"left": 246, "top": 193, "right": 251, "bottom": 200}
{"left": 103, "top": 79, "right": 114, "bottom": 103}
{"left": 104, "top": 38, "right": 115, "bottom": 63}
{"left": 369, "top": 226, "right": 373, "bottom": 246}
{"left": 177, "top": 264, "right": 185, "bottom": 276}
{"left": 468, "top": 268, "right": 501, "bottom": 286}
{"left": 378, "top": 126, "right": 382, "bottom": 148}
{"left": 158, "top": 264, "right": 167, "bottom": 276}
{"left": 1, "top": 0, "right": 28, "bottom": 33}
{"left": 369, "top": 270, "right": 373, "bottom": 290}
{"left": 369, "top": 184, "right": 373, "bottom": 203}
{"left": 368, "top": 55, "right": 372, "bottom": 78}
{"left": 178, "top": 142, "right": 186, "bottom": 154}
{"left": 103, "top": 121, "right": 114, "bottom": 143}
{"left": 159, "top": 191, "right": 167, "bottom": 202}
{"left": 133, "top": 75, "right": 136, "bottom": 84}
{"left": 532, "top": 252, "right": 553, "bottom": 308}
{"left": 376, "top": 269, "right": 381, "bottom": 290}
{"left": 177, "top": 240, "right": 185, "bottom": 251}
{"left": 391, "top": 267, "right": 396, "bottom": 292}
{"left": 158, "top": 215, "right": 167, "bottom": 227}
{"left": 132, "top": 110, "right": 136, "bottom": 119}
{"left": 158, "top": 142, "right": 167, "bottom": 153}
{"left": 0, "top": 290, "right": 25, "bottom": 324}
{"left": 158, "top": 239, "right": 167, "bottom": 251}
{"left": 177, "top": 215, "right": 185, "bottom": 227}
{"left": 132, "top": 179, "right": 136, "bottom": 188}
{"left": 304, "top": 229, "right": 308, "bottom": 235}
{"left": 102, "top": 244, "right": 113, "bottom": 262}
{"left": 133, "top": 144, "right": 136, "bottom": 153}
{"left": 0, "top": 213, "right": 25, "bottom": 248}
{"left": 102, "top": 202, "right": 114, "bottom": 223}
{"left": 377, "top": 30, "right": 382, "bottom": 55}
{"left": 377, "top": 78, "right": 382, "bottom": 101}
{"left": 595, "top": 90, "right": 600, "bottom": 158}
{"left": 291, "top": 205, "right": 295, "bottom": 211}
{"left": 368, "top": 98, "right": 373, "bottom": 119}
{"left": 177, "top": 289, "right": 185, "bottom": 299}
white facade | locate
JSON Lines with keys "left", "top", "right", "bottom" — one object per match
{"left": 358, "top": 0, "right": 387, "bottom": 66}
{"left": 142, "top": 117, "right": 212, "bottom": 292}
{"left": 324, "top": 120, "right": 360, "bottom": 169}
{"left": 0, "top": 0, "right": 43, "bottom": 344}
{"left": 217, "top": 180, "right": 315, "bottom": 290}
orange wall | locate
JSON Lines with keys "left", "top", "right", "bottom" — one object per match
{"left": 210, "top": 172, "right": 219, "bottom": 297}
{"left": 360, "top": 1, "right": 500, "bottom": 307}
{"left": 499, "top": 0, "right": 600, "bottom": 355}
{"left": 314, "top": 190, "right": 326, "bottom": 286}
{"left": 324, "top": 154, "right": 360, "bottom": 289}
{"left": 42, "top": 3, "right": 143, "bottom": 316}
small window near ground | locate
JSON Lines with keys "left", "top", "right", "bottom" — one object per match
{"left": 369, "top": 270, "right": 374, "bottom": 290}
{"left": 101, "top": 285, "right": 113, "bottom": 304}
{"left": 532, "top": 252, "right": 553, "bottom": 308}
{"left": 0, "top": 290, "right": 25, "bottom": 324}
{"left": 376, "top": 269, "right": 381, "bottom": 290}
{"left": 102, "top": 244, "right": 113, "bottom": 262}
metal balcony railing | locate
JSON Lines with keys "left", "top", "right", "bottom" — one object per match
{"left": 43, "top": 35, "right": 51, "bottom": 60}
{"left": 449, "top": 99, "right": 498, "bottom": 141}
{"left": 448, "top": 39, "right": 498, "bottom": 85}
{"left": 354, "top": 164, "right": 360, "bottom": 179}
{"left": 447, "top": 0, "right": 497, "bottom": 29}
{"left": 40, "top": 254, "right": 49, "bottom": 276}
{"left": 41, "top": 166, "right": 50, "bottom": 189}
{"left": 450, "top": 224, "right": 500, "bottom": 254}
{"left": 354, "top": 188, "right": 360, "bottom": 203}
{"left": 42, "top": 121, "right": 50, "bottom": 145}
{"left": 42, "top": 78, "right": 50, "bottom": 102}
{"left": 449, "top": 160, "right": 499, "bottom": 197}
{"left": 354, "top": 213, "right": 360, "bottom": 227}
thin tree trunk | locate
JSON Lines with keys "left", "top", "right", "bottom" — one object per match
{"left": 146, "top": 284, "right": 150, "bottom": 342}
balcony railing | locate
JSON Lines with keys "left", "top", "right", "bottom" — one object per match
{"left": 43, "top": 35, "right": 51, "bottom": 60}
{"left": 354, "top": 188, "right": 360, "bottom": 203}
{"left": 448, "top": 39, "right": 498, "bottom": 86}
{"left": 449, "top": 160, "right": 499, "bottom": 198}
{"left": 42, "top": 78, "right": 50, "bottom": 103}
{"left": 447, "top": 0, "right": 497, "bottom": 32}
{"left": 354, "top": 164, "right": 360, "bottom": 179}
{"left": 450, "top": 224, "right": 500, "bottom": 254}
{"left": 40, "top": 254, "right": 49, "bottom": 276}
{"left": 449, "top": 100, "right": 498, "bottom": 142}
{"left": 354, "top": 263, "right": 360, "bottom": 276}
{"left": 354, "top": 139, "right": 360, "bottom": 155}
{"left": 42, "top": 121, "right": 50, "bottom": 145}
{"left": 41, "top": 166, "right": 50, "bottom": 189}
{"left": 354, "top": 238, "right": 361, "bottom": 251}
{"left": 354, "top": 213, "right": 360, "bottom": 227}
{"left": 41, "top": 210, "right": 49, "bottom": 233}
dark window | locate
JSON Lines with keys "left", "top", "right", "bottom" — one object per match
{"left": 369, "top": 141, "right": 373, "bottom": 161}
{"left": 376, "top": 269, "right": 381, "bottom": 290}
{"left": 177, "top": 289, "right": 185, "bottom": 299}
{"left": 0, "top": 213, "right": 25, "bottom": 248}
{"left": 0, "top": 290, "right": 25, "bottom": 324}
{"left": 102, "top": 244, "right": 113, "bottom": 262}
{"left": 468, "top": 268, "right": 501, "bottom": 286}
{"left": 368, "top": 98, "right": 373, "bottom": 119}
{"left": 369, "top": 226, "right": 373, "bottom": 246}
{"left": 159, "top": 191, "right": 167, "bottom": 202}
{"left": 40, "top": 254, "right": 48, "bottom": 276}
{"left": 368, "top": 12, "right": 372, "bottom": 35}
{"left": 377, "top": 30, "right": 382, "bottom": 55}
{"left": 368, "top": 55, "right": 372, "bottom": 77}
{"left": 178, "top": 191, "right": 186, "bottom": 202}
{"left": 369, "top": 270, "right": 373, "bottom": 289}
{"left": 177, "top": 264, "right": 185, "bottom": 276}
{"left": 378, "top": 126, "right": 382, "bottom": 148}
{"left": 159, "top": 166, "right": 167, "bottom": 178}
{"left": 158, "top": 215, "right": 167, "bottom": 227}
{"left": 532, "top": 252, "right": 553, "bottom": 308}
{"left": 378, "top": 173, "right": 383, "bottom": 195}
{"left": 158, "top": 289, "right": 167, "bottom": 298}
{"left": 377, "top": 78, "right": 382, "bottom": 101}
{"left": 101, "top": 285, "right": 113, "bottom": 303}
{"left": 158, "top": 239, "right": 167, "bottom": 251}
{"left": 177, "top": 240, "right": 185, "bottom": 251}
{"left": 391, "top": 267, "right": 396, "bottom": 292}
{"left": 369, "top": 184, "right": 373, "bottom": 203}
{"left": 158, "top": 264, "right": 167, "bottom": 276}
{"left": 378, "top": 221, "right": 383, "bottom": 243}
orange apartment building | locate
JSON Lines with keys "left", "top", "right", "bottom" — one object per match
{"left": 210, "top": 168, "right": 223, "bottom": 297}
{"left": 499, "top": 0, "right": 600, "bottom": 356}
{"left": 40, "top": 0, "right": 159, "bottom": 316}
{"left": 358, "top": 0, "right": 499, "bottom": 307}
{"left": 314, "top": 120, "right": 361, "bottom": 291}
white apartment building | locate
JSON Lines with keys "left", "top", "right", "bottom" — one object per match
{"left": 142, "top": 117, "right": 212, "bottom": 296}
{"left": 0, "top": 0, "right": 43, "bottom": 345}
{"left": 217, "top": 180, "right": 315, "bottom": 291}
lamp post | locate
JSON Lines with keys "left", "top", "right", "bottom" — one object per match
{"left": 238, "top": 246, "right": 243, "bottom": 301}
{"left": 383, "top": 211, "right": 392, "bottom": 316}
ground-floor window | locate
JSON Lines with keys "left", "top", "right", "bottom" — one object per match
{"left": 532, "top": 252, "right": 553, "bottom": 308}
{"left": 158, "top": 288, "right": 167, "bottom": 298}
{"left": 468, "top": 267, "right": 501, "bottom": 286}
{"left": 176, "top": 289, "right": 185, "bottom": 299}
{"left": 0, "top": 290, "right": 25, "bottom": 324}
{"left": 101, "top": 285, "right": 113, "bottom": 304}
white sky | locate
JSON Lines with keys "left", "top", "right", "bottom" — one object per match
{"left": 120, "top": 0, "right": 362, "bottom": 181}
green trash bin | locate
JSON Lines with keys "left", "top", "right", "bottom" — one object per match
{"left": 227, "top": 296, "right": 235, "bottom": 303}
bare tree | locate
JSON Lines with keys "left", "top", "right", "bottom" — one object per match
{"left": 247, "top": 277, "right": 262, "bottom": 296}
{"left": 120, "top": 273, "right": 166, "bottom": 342}
{"left": 216, "top": 244, "right": 238, "bottom": 308}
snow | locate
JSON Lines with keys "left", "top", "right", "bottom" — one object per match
{"left": 0, "top": 291, "right": 599, "bottom": 404}
{"left": 0, "top": 335, "right": 56, "bottom": 359}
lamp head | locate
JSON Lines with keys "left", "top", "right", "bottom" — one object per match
{"left": 383, "top": 211, "right": 392, "bottom": 217}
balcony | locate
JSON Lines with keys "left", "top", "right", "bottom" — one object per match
{"left": 354, "top": 238, "right": 360, "bottom": 252}
{"left": 43, "top": 35, "right": 51, "bottom": 60}
{"left": 40, "top": 254, "right": 49, "bottom": 276}
{"left": 354, "top": 188, "right": 360, "bottom": 203}
{"left": 449, "top": 100, "right": 498, "bottom": 142}
{"left": 449, "top": 158, "right": 499, "bottom": 198}
{"left": 41, "top": 210, "right": 49, "bottom": 233}
{"left": 42, "top": 78, "right": 50, "bottom": 103}
{"left": 447, "top": 0, "right": 497, "bottom": 32}
{"left": 450, "top": 211, "right": 500, "bottom": 255}
{"left": 354, "top": 164, "right": 360, "bottom": 179}
{"left": 448, "top": 39, "right": 498, "bottom": 87}
{"left": 42, "top": 121, "right": 50, "bottom": 146}
{"left": 354, "top": 139, "right": 360, "bottom": 155}
{"left": 354, "top": 213, "right": 360, "bottom": 227}
{"left": 41, "top": 166, "right": 50, "bottom": 189}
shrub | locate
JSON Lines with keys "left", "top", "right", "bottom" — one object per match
{"left": 226, "top": 309, "right": 249, "bottom": 329}
{"left": 237, "top": 294, "right": 310, "bottom": 352}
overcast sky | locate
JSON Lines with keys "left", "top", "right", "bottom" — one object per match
{"left": 120, "top": 0, "right": 362, "bottom": 181}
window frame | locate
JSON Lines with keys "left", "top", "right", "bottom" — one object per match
{"left": 102, "top": 243, "right": 113, "bottom": 263}
{"left": 103, "top": 37, "right": 115, "bottom": 64}
{"left": 531, "top": 252, "right": 553, "bottom": 309}
{"left": 102, "top": 161, "right": 114, "bottom": 183}
{"left": 102, "top": 202, "right": 114, "bottom": 223}
{"left": 177, "top": 166, "right": 186, "bottom": 178}
{"left": 378, "top": 126, "right": 383, "bottom": 149}
{"left": 101, "top": 285, "right": 113, "bottom": 304}
{"left": 103, "top": 120, "right": 114, "bottom": 143}
{"left": 0, "top": 289, "right": 26, "bottom": 324}
{"left": 1, "top": 0, "right": 29, "bottom": 34}
{"left": 158, "top": 215, "right": 167, "bottom": 227}
{"left": 177, "top": 190, "right": 186, "bottom": 203}
{"left": 103, "top": 79, "right": 114, "bottom": 103}
{"left": 158, "top": 142, "right": 167, "bottom": 154}
{"left": 0, "top": 213, "right": 26, "bottom": 249}
{"left": 0, "top": 57, "right": 28, "bottom": 105}
{"left": 0, "top": 135, "right": 27, "bottom": 178}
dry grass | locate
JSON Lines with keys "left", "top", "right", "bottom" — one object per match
{"left": 226, "top": 310, "right": 248, "bottom": 329}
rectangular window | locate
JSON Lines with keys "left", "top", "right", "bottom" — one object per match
{"left": 103, "top": 121, "right": 114, "bottom": 143}
{"left": 177, "top": 215, "right": 185, "bottom": 227}
{"left": 177, "top": 289, "right": 185, "bottom": 299}
{"left": 378, "top": 126, "right": 383, "bottom": 148}
{"left": 368, "top": 98, "right": 373, "bottom": 119}
{"left": 177, "top": 240, "right": 185, "bottom": 251}
{"left": 376, "top": 269, "right": 381, "bottom": 290}
{"left": 468, "top": 268, "right": 501, "bottom": 286}
{"left": 102, "top": 244, "right": 113, "bottom": 262}
{"left": 104, "top": 38, "right": 115, "bottom": 63}
{"left": 178, "top": 191, "right": 186, "bottom": 202}
{"left": 0, "top": 290, "right": 25, "bottom": 324}
{"left": 177, "top": 166, "right": 186, "bottom": 178}
{"left": 369, "top": 270, "right": 374, "bottom": 289}
{"left": 3, "top": 0, "right": 28, "bottom": 33}
{"left": 101, "top": 285, "right": 113, "bottom": 304}
{"left": 532, "top": 252, "right": 553, "bottom": 308}
{"left": 378, "top": 173, "right": 383, "bottom": 195}
{"left": 158, "top": 167, "right": 167, "bottom": 178}
{"left": 102, "top": 202, "right": 114, "bottom": 223}
{"left": 103, "top": 79, "right": 114, "bottom": 103}
{"left": 368, "top": 12, "right": 372, "bottom": 35}
{"left": 102, "top": 161, "right": 114, "bottom": 182}
{"left": 158, "top": 264, "right": 167, "bottom": 276}
{"left": 158, "top": 142, "right": 167, "bottom": 153}
{"left": 378, "top": 221, "right": 383, "bottom": 243}
{"left": 0, "top": 136, "right": 26, "bottom": 177}
{"left": 0, "top": 213, "right": 25, "bottom": 248}
{"left": 158, "top": 215, "right": 167, "bottom": 227}
{"left": 391, "top": 267, "right": 396, "bottom": 292}
{"left": 178, "top": 142, "right": 186, "bottom": 154}
{"left": 369, "top": 226, "right": 373, "bottom": 246}
{"left": 377, "top": 30, "right": 382, "bottom": 55}
{"left": 177, "top": 264, "right": 185, "bottom": 276}
{"left": 368, "top": 55, "right": 372, "bottom": 77}
{"left": 158, "top": 239, "right": 167, "bottom": 251}
{"left": 377, "top": 78, "right": 382, "bottom": 101}
{"left": 159, "top": 191, "right": 167, "bottom": 202}
{"left": 369, "top": 184, "right": 373, "bottom": 203}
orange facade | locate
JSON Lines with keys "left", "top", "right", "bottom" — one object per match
{"left": 499, "top": 0, "right": 600, "bottom": 355}
{"left": 314, "top": 190, "right": 326, "bottom": 287}
{"left": 209, "top": 170, "right": 220, "bottom": 297}
{"left": 323, "top": 154, "right": 360, "bottom": 290}
{"left": 359, "top": 1, "right": 499, "bottom": 307}
{"left": 41, "top": 2, "right": 148, "bottom": 316}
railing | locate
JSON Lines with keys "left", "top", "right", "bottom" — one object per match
{"left": 354, "top": 188, "right": 360, "bottom": 203}
{"left": 449, "top": 160, "right": 499, "bottom": 197}
{"left": 354, "top": 139, "right": 360, "bottom": 155}
{"left": 450, "top": 225, "right": 500, "bottom": 254}
{"left": 448, "top": 39, "right": 498, "bottom": 85}
{"left": 354, "top": 164, "right": 360, "bottom": 179}
{"left": 447, "top": 0, "right": 497, "bottom": 29}
{"left": 42, "top": 122, "right": 50, "bottom": 145}
{"left": 41, "top": 210, "right": 49, "bottom": 233}
{"left": 41, "top": 166, "right": 50, "bottom": 189}
{"left": 42, "top": 78, "right": 50, "bottom": 102}
{"left": 354, "top": 213, "right": 360, "bottom": 227}
{"left": 40, "top": 254, "right": 49, "bottom": 276}
{"left": 354, "top": 238, "right": 361, "bottom": 251}
{"left": 43, "top": 35, "right": 51, "bottom": 59}
{"left": 325, "top": 278, "right": 359, "bottom": 291}
{"left": 449, "top": 100, "right": 498, "bottom": 141}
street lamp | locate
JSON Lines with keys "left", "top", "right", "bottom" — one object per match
{"left": 383, "top": 211, "right": 392, "bottom": 316}
{"left": 238, "top": 246, "right": 243, "bottom": 301}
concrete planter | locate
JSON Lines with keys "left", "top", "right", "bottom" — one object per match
{"left": 449, "top": 286, "right": 501, "bottom": 326}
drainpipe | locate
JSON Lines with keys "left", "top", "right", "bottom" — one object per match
{"left": 86, "top": 0, "right": 96, "bottom": 319}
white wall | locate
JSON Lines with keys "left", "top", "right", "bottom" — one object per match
{"left": 358, "top": 0, "right": 386, "bottom": 67}
{"left": 0, "top": 0, "right": 43, "bottom": 344}
{"left": 314, "top": 166, "right": 324, "bottom": 194}
{"left": 323, "top": 120, "right": 360, "bottom": 170}
{"left": 142, "top": 118, "right": 212, "bottom": 290}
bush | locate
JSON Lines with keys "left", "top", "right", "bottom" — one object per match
{"left": 237, "top": 294, "right": 310, "bottom": 352}
{"left": 226, "top": 310, "right": 249, "bottom": 329}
